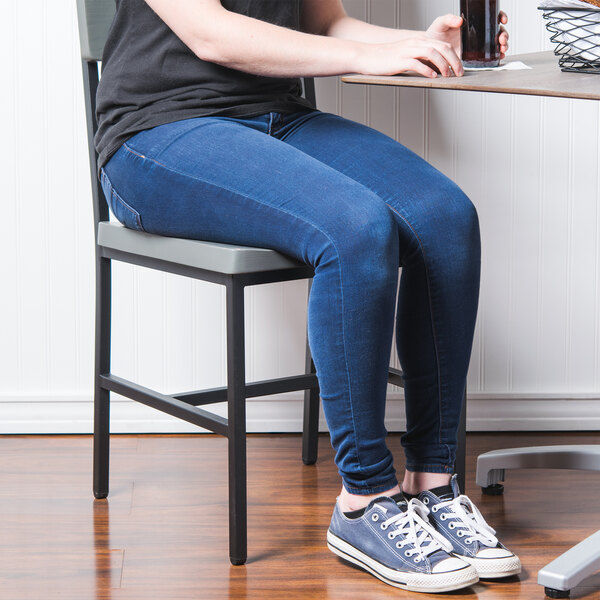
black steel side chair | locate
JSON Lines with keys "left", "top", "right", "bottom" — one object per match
{"left": 77, "top": 0, "right": 466, "bottom": 566}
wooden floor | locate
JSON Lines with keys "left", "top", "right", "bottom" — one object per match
{"left": 0, "top": 432, "right": 599, "bottom": 600}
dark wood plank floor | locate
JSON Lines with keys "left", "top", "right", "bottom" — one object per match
{"left": 0, "top": 432, "right": 599, "bottom": 599}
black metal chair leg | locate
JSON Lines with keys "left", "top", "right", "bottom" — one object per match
{"left": 226, "top": 279, "right": 247, "bottom": 566}
{"left": 302, "top": 281, "right": 320, "bottom": 466}
{"left": 302, "top": 349, "right": 320, "bottom": 466}
{"left": 455, "top": 385, "right": 468, "bottom": 493}
{"left": 93, "top": 255, "right": 111, "bottom": 499}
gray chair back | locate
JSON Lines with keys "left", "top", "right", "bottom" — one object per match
{"left": 76, "top": 0, "right": 115, "bottom": 61}
{"left": 77, "top": 0, "right": 115, "bottom": 227}
{"left": 76, "top": 0, "right": 317, "bottom": 230}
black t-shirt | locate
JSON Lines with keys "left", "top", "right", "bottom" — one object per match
{"left": 94, "top": 0, "right": 315, "bottom": 178}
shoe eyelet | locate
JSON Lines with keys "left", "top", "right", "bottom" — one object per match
{"left": 440, "top": 514, "right": 446, "bottom": 521}
{"left": 414, "top": 557, "right": 421, "bottom": 563}
{"left": 457, "top": 531, "right": 464, "bottom": 537}
{"left": 396, "top": 542, "right": 403, "bottom": 549}
{"left": 404, "top": 550, "right": 413, "bottom": 557}
{"left": 431, "top": 505, "right": 438, "bottom": 512}
{"left": 465, "top": 539, "right": 473, "bottom": 545}
{"left": 448, "top": 523, "right": 455, "bottom": 529}
{"left": 371, "top": 514, "right": 379, "bottom": 522}
{"left": 423, "top": 497, "right": 429, "bottom": 505}
{"left": 380, "top": 523, "right": 387, "bottom": 530}
{"left": 388, "top": 532, "right": 395, "bottom": 540}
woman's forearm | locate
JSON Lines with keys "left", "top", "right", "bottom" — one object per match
{"left": 197, "top": 9, "right": 365, "bottom": 77}
{"left": 326, "top": 15, "right": 422, "bottom": 45}
{"left": 145, "top": 0, "right": 368, "bottom": 78}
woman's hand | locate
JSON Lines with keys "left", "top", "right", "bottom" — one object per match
{"left": 357, "top": 37, "right": 463, "bottom": 79}
{"left": 425, "top": 12, "right": 510, "bottom": 62}
{"left": 425, "top": 14, "right": 463, "bottom": 58}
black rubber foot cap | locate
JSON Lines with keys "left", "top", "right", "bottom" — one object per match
{"left": 230, "top": 558, "right": 246, "bottom": 566}
{"left": 481, "top": 483, "right": 504, "bottom": 495}
{"left": 302, "top": 458, "right": 317, "bottom": 466}
{"left": 545, "top": 587, "right": 570, "bottom": 598}
{"left": 94, "top": 492, "right": 108, "bottom": 499}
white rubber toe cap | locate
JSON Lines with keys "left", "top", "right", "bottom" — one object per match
{"left": 432, "top": 557, "right": 470, "bottom": 573}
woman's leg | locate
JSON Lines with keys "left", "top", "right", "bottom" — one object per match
{"left": 282, "top": 113, "right": 522, "bottom": 581}
{"left": 100, "top": 112, "right": 401, "bottom": 496}
{"left": 279, "top": 112, "right": 481, "bottom": 492}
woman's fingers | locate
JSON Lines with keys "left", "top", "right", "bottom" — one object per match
{"left": 415, "top": 39, "right": 463, "bottom": 76}
{"left": 497, "top": 12, "right": 509, "bottom": 59}
{"left": 403, "top": 58, "right": 438, "bottom": 79}
{"left": 360, "top": 36, "right": 463, "bottom": 78}
{"left": 498, "top": 26, "right": 509, "bottom": 56}
{"left": 441, "top": 42, "right": 463, "bottom": 76}
{"left": 409, "top": 48, "right": 452, "bottom": 77}
{"left": 426, "top": 14, "right": 463, "bottom": 55}
{"left": 430, "top": 13, "right": 463, "bottom": 33}
{"left": 399, "top": 47, "right": 448, "bottom": 76}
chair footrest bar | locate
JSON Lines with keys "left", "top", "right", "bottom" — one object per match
{"left": 99, "top": 374, "right": 229, "bottom": 436}
{"left": 173, "top": 373, "right": 319, "bottom": 406}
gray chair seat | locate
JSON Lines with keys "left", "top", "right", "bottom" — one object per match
{"left": 98, "top": 221, "right": 305, "bottom": 274}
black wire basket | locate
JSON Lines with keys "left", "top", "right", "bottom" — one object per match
{"left": 539, "top": 7, "right": 600, "bottom": 73}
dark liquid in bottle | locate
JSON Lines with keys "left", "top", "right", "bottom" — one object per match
{"left": 461, "top": 0, "right": 500, "bottom": 68}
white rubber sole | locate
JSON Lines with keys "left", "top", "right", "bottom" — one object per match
{"left": 457, "top": 553, "right": 522, "bottom": 579}
{"left": 327, "top": 530, "right": 479, "bottom": 593}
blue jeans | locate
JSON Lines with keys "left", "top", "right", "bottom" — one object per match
{"left": 100, "top": 109, "right": 481, "bottom": 495}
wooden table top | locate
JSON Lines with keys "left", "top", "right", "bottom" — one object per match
{"left": 341, "top": 52, "right": 600, "bottom": 101}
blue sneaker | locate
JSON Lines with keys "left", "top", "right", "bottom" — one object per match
{"left": 327, "top": 495, "right": 479, "bottom": 592}
{"left": 418, "top": 475, "right": 521, "bottom": 579}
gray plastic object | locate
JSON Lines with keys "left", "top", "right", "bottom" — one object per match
{"left": 476, "top": 445, "right": 600, "bottom": 594}
{"left": 98, "top": 222, "right": 304, "bottom": 274}
{"left": 76, "top": 0, "right": 116, "bottom": 61}
{"left": 538, "top": 530, "right": 600, "bottom": 593}
{"left": 476, "top": 445, "right": 600, "bottom": 487}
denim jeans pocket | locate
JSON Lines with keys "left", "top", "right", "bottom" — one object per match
{"left": 100, "top": 168, "right": 145, "bottom": 232}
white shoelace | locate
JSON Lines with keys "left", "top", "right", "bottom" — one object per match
{"left": 378, "top": 499, "right": 453, "bottom": 562}
{"left": 431, "top": 494, "right": 498, "bottom": 547}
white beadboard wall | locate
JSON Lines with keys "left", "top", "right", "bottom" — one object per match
{"left": 1, "top": 0, "right": 599, "bottom": 434}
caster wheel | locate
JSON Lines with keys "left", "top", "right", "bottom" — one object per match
{"left": 481, "top": 483, "right": 504, "bottom": 495}
{"left": 544, "top": 587, "right": 570, "bottom": 599}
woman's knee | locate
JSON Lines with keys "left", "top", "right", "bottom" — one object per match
{"left": 419, "top": 179, "right": 480, "bottom": 255}
{"left": 316, "top": 190, "right": 399, "bottom": 280}
{"left": 389, "top": 178, "right": 480, "bottom": 270}
{"left": 433, "top": 178, "right": 479, "bottom": 231}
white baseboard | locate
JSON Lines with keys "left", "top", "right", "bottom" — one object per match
{"left": 1, "top": 392, "right": 599, "bottom": 434}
